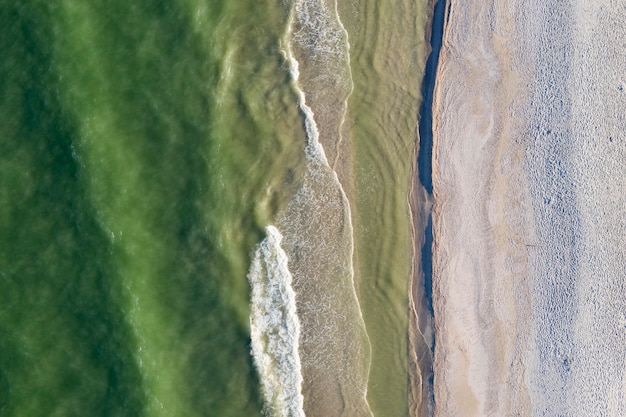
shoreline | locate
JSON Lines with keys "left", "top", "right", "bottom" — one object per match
{"left": 408, "top": 160, "right": 434, "bottom": 417}
{"left": 408, "top": 0, "right": 443, "bottom": 415}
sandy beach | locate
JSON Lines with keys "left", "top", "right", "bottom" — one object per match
{"left": 431, "top": 1, "right": 534, "bottom": 415}
{"left": 432, "top": 0, "right": 626, "bottom": 415}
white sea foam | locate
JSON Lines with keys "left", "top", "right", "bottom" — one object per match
{"left": 270, "top": 2, "right": 373, "bottom": 415}
{"left": 282, "top": 40, "right": 329, "bottom": 167}
{"left": 248, "top": 226, "right": 305, "bottom": 417}
{"left": 282, "top": 0, "right": 354, "bottom": 169}
{"left": 292, "top": 0, "right": 346, "bottom": 60}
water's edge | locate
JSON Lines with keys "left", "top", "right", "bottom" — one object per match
{"left": 418, "top": 0, "right": 446, "bottom": 312}
{"left": 409, "top": 0, "right": 447, "bottom": 415}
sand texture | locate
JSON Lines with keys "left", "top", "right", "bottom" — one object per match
{"left": 432, "top": 0, "right": 626, "bottom": 416}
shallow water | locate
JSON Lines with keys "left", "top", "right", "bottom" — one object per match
{"left": 339, "top": 1, "right": 431, "bottom": 414}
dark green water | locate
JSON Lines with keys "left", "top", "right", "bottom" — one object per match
{"left": 1, "top": 0, "right": 435, "bottom": 415}
{"left": 0, "top": 1, "right": 297, "bottom": 415}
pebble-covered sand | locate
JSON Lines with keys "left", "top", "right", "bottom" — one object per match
{"left": 432, "top": 0, "right": 626, "bottom": 415}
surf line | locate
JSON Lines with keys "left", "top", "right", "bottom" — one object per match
{"left": 280, "top": 7, "right": 333, "bottom": 168}
{"left": 248, "top": 226, "right": 306, "bottom": 417}
{"left": 277, "top": 3, "right": 374, "bottom": 415}
{"left": 283, "top": 0, "right": 372, "bottom": 340}
{"left": 416, "top": 0, "right": 447, "bottom": 411}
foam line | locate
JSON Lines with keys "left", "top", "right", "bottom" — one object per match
{"left": 248, "top": 226, "right": 305, "bottom": 417}
{"left": 281, "top": 23, "right": 329, "bottom": 167}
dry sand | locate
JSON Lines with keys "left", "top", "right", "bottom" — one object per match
{"left": 432, "top": 0, "right": 626, "bottom": 416}
{"left": 431, "top": 1, "right": 533, "bottom": 415}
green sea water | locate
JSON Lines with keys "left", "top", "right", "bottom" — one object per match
{"left": 1, "top": 0, "right": 431, "bottom": 416}
{"left": 0, "top": 1, "right": 300, "bottom": 416}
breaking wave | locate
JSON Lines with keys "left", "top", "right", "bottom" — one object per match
{"left": 249, "top": 226, "right": 305, "bottom": 417}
